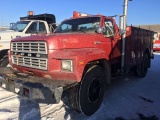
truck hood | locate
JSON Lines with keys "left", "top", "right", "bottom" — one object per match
{"left": 12, "top": 33, "right": 98, "bottom": 49}
{"left": 0, "top": 30, "right": 22, "bottom": 40}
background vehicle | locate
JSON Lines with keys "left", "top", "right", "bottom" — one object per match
{"left": 153, "top": 32, "right": 160, "bottom": 52}
{"left": 0, "top": 0, "right": 154, "bottom": 116}
{"left": 0, "top": 11, "right": 56, "bottom": 67}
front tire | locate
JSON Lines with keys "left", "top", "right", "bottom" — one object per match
{"left": 70, "top": 65, "right": 105, "bottom": 116}
{"left": 0, "top": 55, "right": 9, "bottom": 67}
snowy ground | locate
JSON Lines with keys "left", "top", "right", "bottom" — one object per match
{"left": 0, "top": 53, "right": 160, "bottom": 120}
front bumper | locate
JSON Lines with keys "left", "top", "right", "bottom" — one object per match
{"left": 0, "top": 67, "right": 77, "bottom": 104}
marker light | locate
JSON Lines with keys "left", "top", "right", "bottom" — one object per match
{"left": 73, "top": 11, "right": 90, "bottom": 18}
{"left": 28, "top": 11, "right": 34, "bottom": 16}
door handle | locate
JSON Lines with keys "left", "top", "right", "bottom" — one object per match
{"left": 95, "top": 41, "right": 101, "bottom": 44}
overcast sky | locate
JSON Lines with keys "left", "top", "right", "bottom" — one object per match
{"left": 0, "top": 0, "right": 159, "bottom": 26}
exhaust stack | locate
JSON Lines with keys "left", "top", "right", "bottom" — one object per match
{"left": 121, "top": 0, "right": 132, "bottom": 71}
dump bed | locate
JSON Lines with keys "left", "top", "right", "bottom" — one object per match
{"left": 20, "top": 13, "right": 56, "bottom": 24}
{"left": 125, "top": 26, "right": 154, "bottom": 68}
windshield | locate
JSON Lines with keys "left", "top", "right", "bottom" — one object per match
{"left": 55, "top": 17, "right": 100, "bottom": 33}
{"left": 9, "top": 21, "right": 30, "bottom": 32}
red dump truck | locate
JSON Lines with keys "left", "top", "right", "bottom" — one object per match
{"left": 0, "top": 1, "right": 154, "bottom": 116}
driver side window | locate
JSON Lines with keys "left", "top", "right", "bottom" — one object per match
{"left": 103, "top": 19, "right": 114, "bottom": 36}
{"left": 26, "top": 22, "right": 37, "bottom": 34}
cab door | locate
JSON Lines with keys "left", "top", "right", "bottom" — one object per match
{"left": 23, "top": 21, "right": 47, "bottom": 36}
{"left": 104, "top": 18, "right": 121, "bottom": 61}
{"left": 95, "top": 17, "right": 121, "bottom": 62}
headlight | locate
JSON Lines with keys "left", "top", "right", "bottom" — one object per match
{"left": 62, "top": 60, "right": 73, "bottom": 72}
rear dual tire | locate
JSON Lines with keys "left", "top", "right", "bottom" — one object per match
{"left": 136, "top": 53, "right": 149, "bottom": 78}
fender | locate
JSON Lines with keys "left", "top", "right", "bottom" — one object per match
{"left": 50, "top": 48, "right": 109, "bottom": 82}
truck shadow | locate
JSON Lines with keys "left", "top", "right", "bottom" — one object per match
{"left": 18, "top": 96, "right": 41, "bottom": 120}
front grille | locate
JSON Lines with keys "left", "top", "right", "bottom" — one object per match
{"left": 11, "top": 42, "right": 48, "bottom": 70}
{"left": 11, "top": 42, "right": 47, "bottom": 54}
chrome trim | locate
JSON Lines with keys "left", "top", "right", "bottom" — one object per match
{"left": 11, "top": 41, "right": 48, "bottom": 70}
{"left": 95, "top": 41, "right": 101, "bottom": 44}
{"left": 11, "top": 42, "right": 47, "bottom": 54}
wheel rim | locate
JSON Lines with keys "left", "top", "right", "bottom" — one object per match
{"left": 88, "top": 78, "right": 101, "bottom": 103}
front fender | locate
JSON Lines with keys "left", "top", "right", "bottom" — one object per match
{"left": 50, "top": 48, "right": 108, "bottom": 82}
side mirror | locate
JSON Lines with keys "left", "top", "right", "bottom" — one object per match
{"left": 96, "top": 28, "right": 103, "bottom": 34}
{"left": 96, "top": 27, "right": 107, "bottom": 34}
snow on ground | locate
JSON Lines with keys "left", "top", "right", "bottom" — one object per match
{"left": 0, "top": 53, "right": 160, "bottom": 120}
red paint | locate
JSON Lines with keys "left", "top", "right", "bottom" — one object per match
{"left": 153, "top": 40, "right": 160, "bottom": 51}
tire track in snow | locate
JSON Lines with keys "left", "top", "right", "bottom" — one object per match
{"left": 0, "top": 88, "right": 19, "bottom": 120}
{"left": 0, "top": 94, "right": 17, "bottom": 103}
{"left": 0, "top": 88, "right": 19, "bottom": 107}
{"left": 40, "top": 101, "right": 65, "bottom": 118}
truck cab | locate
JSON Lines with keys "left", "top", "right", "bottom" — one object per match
{"left": 0, "top": 11, "right": 56, "bottom": 67}
{"left": 0, "top": 20, "right": 50, "bottom": 49}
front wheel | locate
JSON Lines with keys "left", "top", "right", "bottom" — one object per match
{"left": 70, "top": 65, "right": 105, "bottom": 116}
{"left": 0, "top": 55, "right": 9, "bottom": 67}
